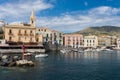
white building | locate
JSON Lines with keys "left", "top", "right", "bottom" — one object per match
{"left": 83, "top": 35, "right": 98, "bottom": 48}
{"left": 36, "top": 27, "right": 52, "bottom": 43}
{"left": 117, "top": 38, "right": 120, "bottom": 49}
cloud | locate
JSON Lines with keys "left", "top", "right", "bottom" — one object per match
{"left": 0, "top": 0, "right": 120, "bottom": 33}
{"left": 36, "top": 6, "right": 120, "bottom": 33}
{"left": 0, "top": 0, "right": 53, "bottom": 21}
{"left": 84, "top": 1, "right": 88, "bottom": 6}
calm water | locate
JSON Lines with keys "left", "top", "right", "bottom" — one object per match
{"left": 1, "top": 51, "right": 120, "bottom": 80}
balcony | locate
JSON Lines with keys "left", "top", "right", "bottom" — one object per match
{"left": 18, "top": 33, "right": 22, "bottom": 36}
{"left": 24, "top": 33, "right": 29, "bottom": 36}
{"left": 8, "top": 33, "right": 13, "bottom": 36}
{"left": 30, "top": 33, "right": 34, "bottom": 36}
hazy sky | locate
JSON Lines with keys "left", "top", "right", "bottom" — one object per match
{"left": 0, "top": 0, "right": 120, "bottom": 32}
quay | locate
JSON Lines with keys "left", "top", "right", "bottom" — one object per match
{"left": 0, "top": 45, "right": 45, "bottom": 53}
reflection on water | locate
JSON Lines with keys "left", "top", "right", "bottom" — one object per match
{"left": 0, "top": 50, "right": 120, "bottom": 80}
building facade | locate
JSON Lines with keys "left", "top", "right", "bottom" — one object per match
{"left": 98, "top": 36, "right": 117, "bottom": 47}
{"left": 52, "top": 30, "right": 63, "bottom": 45}
{"left": 63, "top": 34, "right": 83, "bottom": 48}
{"left": 4, "top": 10, "right": 42, "bottom": 44}
{"left": 116, "top": 38, "right": 120, "bottom": 49}
{"left": 36, "top": 27, "right": 52, "bottom": 43}
{"left": 83, "top": 35, "right": 98, "bottom": 48}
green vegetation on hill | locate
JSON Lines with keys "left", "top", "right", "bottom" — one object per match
{"left": 75, "top": 26, "right": 120, "bottom": 36}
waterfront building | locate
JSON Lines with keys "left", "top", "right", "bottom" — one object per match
{"left": 36, "top": 27, "right": 52, "bottom": 43}
{"left": 116, "top": 38, "right": 120, "bottom": 49}
{"left": 52, "top": 30, "right": 63, "bottom": 45}
{"left": 98, "top": 36, "right": 117, "bottom": 47}
{"left": 36, "top": 28, "right": 63, "bottom": 45}
{"left": 4, "top": 10, "right": 43, "bottom": 44}
{"left": 83, "top": 35, "right": 98, "bottom": 48}
{"left": 63, "top": 34, "right": 83, "bottom": 48}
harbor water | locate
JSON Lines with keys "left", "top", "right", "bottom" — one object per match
{"left": 1, "top": 50, "right": 120, "bottom": 80}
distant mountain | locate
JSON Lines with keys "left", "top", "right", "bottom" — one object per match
{"left": 75, "top": 26, "right": 120, "bottom": 36}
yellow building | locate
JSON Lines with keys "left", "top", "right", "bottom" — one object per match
{"left": 4, "top": 10, "right": 42, "bottom": 44}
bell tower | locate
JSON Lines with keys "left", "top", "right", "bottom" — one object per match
{"left": 30, "top": 10, "right": 36, "bottom": 27}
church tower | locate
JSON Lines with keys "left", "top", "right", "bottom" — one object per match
{"left": 30, "top": 10, "right": 36, "bottom": 27}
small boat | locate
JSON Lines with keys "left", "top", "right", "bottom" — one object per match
{"left": 24, "top": 53, "right": 32, "bottom": 56}
{"left": 35, "top": 54, "right": 48, "bottom": 58}
{"left": 60, "top": 49, "right": 71, "bottom": 53}
{"left": 105, "top": 49, "right": 113, "bottom": 51}
{"left": 60, "top": 49, "right": 66, "bottom": 53}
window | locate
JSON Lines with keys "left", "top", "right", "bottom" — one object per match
{"left": 46, "top": 34, "right": 49, "bottom": 37}
{"left": 44, "top": 29, "right": 46, "bottom": 32}
{"left": 25, "top": 30, "right": 27, "bottom": 34}
{"left": 30, "top": 30, "right": 32, "bottom": 33}
{"left": 19, "top": 30, "right": 21, "bottom": 34}
{"left": 19, "top": 37, "right": 21, "bottom": 41}
{"left": 90, "top": 40, "right": 91, "bottom": 43}
{"left": 59, "top": 33, "right": 62, "bottom": 38}
{"left": 36, "top": 38, "right": 39, "bottom": 42}
{"left": 9, "top": 37, "right": 12, "bottom": 41}
{"left": 32, "top": 20, "right": 33, "bottom": 24}
{"left": 9, "top": 29, "right": 12, "bottom": 34}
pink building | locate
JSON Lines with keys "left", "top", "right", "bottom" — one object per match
{"left": 63, "top": 34, "right": 83, "bottom": 48}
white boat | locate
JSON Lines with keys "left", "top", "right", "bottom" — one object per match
{"left": 35, "top": 54, "right": 48, "bottom": 58}
{"left": 24, "top": 53, "right": 32, "bottom": 56}
{"left": 60, "top": 49, "right": 71, "bottom": 53}
{"left": 84, "top": 49, "right": 92, "bottom": 52}
{"left": 60, "top": 49, "right": 66, "bottom": 53}
{"left": 105, "top": 49, "right": 113, "bottom": 51}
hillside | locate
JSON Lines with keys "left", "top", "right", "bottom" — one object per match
{"left": 75, "top": 26, "right": 120, "bottom": 36}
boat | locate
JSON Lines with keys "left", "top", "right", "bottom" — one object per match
{"left": 24, "top": 53, "right": 32, "bottom": 56}
{"left": 60, "top": 49, "right": 66, "bottom": 53}
{"left": 84, "top": 49, "right": 92, "bottom": 52}
{"left": 105, "top": 49, "right": 113, "bottom": 51}
{"left": 35, "top": 54, "right": 48, "bottom": 58}
{"left": 60, "top": 49, "right": 71, "bottom": 53}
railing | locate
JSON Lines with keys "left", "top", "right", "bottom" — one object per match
{"left": 18, "top": 33, "right": 22, "bottom": 36}
{"left": 30, "top": 33, "right": 34, "bottom": 36}
{"left": 24, "top": 33, "right": 29, "bottom": 36}
{"left": 8, "top": 33, "right": 13, "bottom": 36}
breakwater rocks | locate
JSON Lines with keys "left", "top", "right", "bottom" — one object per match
{"left": 0, "top": 55, "right": 34, "bottom": 67}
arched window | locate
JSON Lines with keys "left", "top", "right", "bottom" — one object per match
{"left": 9, "top": 29, "right": 12, "bottom": 34}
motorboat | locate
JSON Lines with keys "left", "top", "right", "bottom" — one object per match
{"left": 35, "top": 54, "right": 48, "bottom": 58}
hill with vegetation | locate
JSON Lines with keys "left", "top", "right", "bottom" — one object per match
{"left": 75, "top": 26, "right": 120, "bottom": 36}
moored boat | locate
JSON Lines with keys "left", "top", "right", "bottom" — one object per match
{"left": 35, "top": 54, "right": 48, "bottom": 58}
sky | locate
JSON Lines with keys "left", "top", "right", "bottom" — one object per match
{"left": 0, "top": 0, "right": 120, "bottom": 32}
